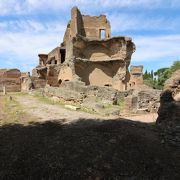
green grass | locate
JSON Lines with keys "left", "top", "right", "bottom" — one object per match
{"left": 0, "top": 93, "right": 38, "bottom": 126}
{"left": 0, "top": 96, "right": 27, "bottom": 125}
{"left": 33, "top": 92, "right": 67, "bottom": 106}
{"left": 117, "top": 97, "right": 125, "bottom": 112}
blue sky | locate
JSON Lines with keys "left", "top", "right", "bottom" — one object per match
{"left": 0, "top": 0, "right": 180, "bottom": 72}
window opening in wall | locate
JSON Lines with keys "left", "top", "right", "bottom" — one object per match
{"left": 60, "top": 49, "right": 66, "bottom": 63}
{"left": 54, "top": 60, "right": 57, "bottom": 64}
{"left": 100, "top": 29, "right": 106, "bottom": 39}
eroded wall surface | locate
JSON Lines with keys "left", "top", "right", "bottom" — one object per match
{"left": 156, "top": 70, "right": 180, "bottom": 127}
{"left": 0, "top": 69, "right": 21, "bottom": 92}
{"left": 128, "top": 65, "right": 143, "bottom": 89}
{"left": 63, "top": 6, "right": 111, "bottom": 45}
{"left": 62, "top": 35, "right": 135, "bottom": 90}
{"left": 33, "top": 6, "right": 136, "bottom": 91}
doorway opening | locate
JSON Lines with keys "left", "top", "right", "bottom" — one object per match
{"left": 60, "top": 49, "right": 66, "bottom": 63}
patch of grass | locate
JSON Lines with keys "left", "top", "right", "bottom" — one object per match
{"left": 14, "top": 92, "right": 28, "bottom": 96}
{"left": 33, "top": 93, "right": 65, "bottom": 106}
{"left": 0, "top": 95, "right": 35, "bottom": 126}
{"left": 117, "top": 97, "right": 125, "bottom": 111}
{"left": 79, "top": 106, "right": 96, "bottom": 114}
{"left": 33, "top": 92, "right": 96, "bottom": 114}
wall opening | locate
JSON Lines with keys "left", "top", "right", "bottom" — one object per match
{"left": 104, "top": 84, "right": 111, "bottom": 87}
{"left": 99, "top": 29, "right": 106, "bottom": 39}
{"left": 58, "top": 79, "right": 62, "bottom": 85}
{"left": 60, "top": 49, "right": 66, "bottom": 63}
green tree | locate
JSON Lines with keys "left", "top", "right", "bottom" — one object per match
{"left": 154, "top": 67, "right": 171, "bottom": 88}
{"left": 142, "top": 60, "right": 180, "bottom": 89}
{"left": 143, "top": 70, "right": 148, "bottom": 79}
{"left": 170, "top": 61, "right": 180, "bottom": 72}
{"left": 151, "top": 70, "right": 154, "bottom": 79}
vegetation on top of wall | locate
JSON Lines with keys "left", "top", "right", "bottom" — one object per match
{"left": 143, "top": 61, "right": 180, "bottom": 89}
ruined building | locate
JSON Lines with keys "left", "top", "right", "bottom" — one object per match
{"left": 0, "top": 69, "right": 21, "bottom": 92}
{"left": 128, "top": 65, "right": 143, "bottom": 89}
{"left": 32, "top": 7, "right": 135, "bottom": 91}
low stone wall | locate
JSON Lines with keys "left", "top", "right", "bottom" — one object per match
{"left": 43, "top": 81, "right": 132, "bottom": 104}
{"left": 42, "top": 81, "right": 133, "bottom": 115}
{"left": 137, "top": 90, "right": 161, "bottom": 111}
{"left": 21, "top": 76, "right": 47, "bottom": 92}
{"left": 42, "top": 81, "right": 161, "bottom": 115}
{"left": 123, "top": 89, "right": 161, "bottom": 114}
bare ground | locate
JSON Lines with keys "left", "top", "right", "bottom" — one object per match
{"left": 0, "top": 93, "right": 179, "bottom": 180}
{"left": 15, "top": 94, "right": 104, "bottom": 123}
{"left": 15, "top": 94, "right": 157, "bottom": 124}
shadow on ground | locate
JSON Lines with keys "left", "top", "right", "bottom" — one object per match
{"left": 0, "top": 118, "right": 179, "bottom": 180}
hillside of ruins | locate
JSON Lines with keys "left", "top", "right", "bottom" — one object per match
{"left": 0, "top": 6, "right": 179, "bottom": 180}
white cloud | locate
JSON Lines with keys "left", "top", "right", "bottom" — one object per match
{"left": 132, "top": 34, "right": 180, "bottom": 62}
{"left": 0, "top": 0, "right": 179, "bottom": 16}
{"left": 0, "top": 19, "right": 66, "bottom": 71}
{"left": 0, "top": 19, "right": 66, "bottom": 33}
{"left": 0, "top": 0, "right": 19, "bottom": 15}
{"left": 109, "top": 13, "right": 180, "bottom": 32}
{"left": 0, "top": 31, "right": 62, "bottom": 70}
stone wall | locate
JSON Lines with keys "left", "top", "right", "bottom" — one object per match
{"left": 82, "top": 15, "right": 111, "bottom": 40}
{"left": 128, "top": 65, "right": 143, "bottom": 90}
{"left": 44, "top": 81, "right": 131, "bottom": 103}
{"left": 21, "top": 76, "right": 46, "bottom": 92}
{"left": 33, "top": 7, "right": 135, "bottom": 92}
{"left": 164, "top": 69, "right": 180, "bottom": 101}
{"left": 123, "top": 89, "right": 161, "bottom": 114}
{"left": 46, "top": 47, "right": 61, "bottom": 65}
{"left": 47, "top": 66, "right": 59, "bottom": 87}
{"left": 43, "top": 81, "right": 132, "bottom": 115}
{"left": 62, "top": 35, "right": 135, "bottom": 91}
{"left": 63, "top": 6, "right": 111, "bottom": 44}
{"left": 0, "top": 69, "right": 21, "bottom": 92}
{"left": 74, "top": 61, "right": 126, "bottom": 90}
{"left": 156, "top": 90, "right": 180, "bottom": 127}
{"left": 156, "top": 70, "right": 180, "bottom": 127}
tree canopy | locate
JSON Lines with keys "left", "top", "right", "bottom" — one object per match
{"left": 143, "top": 60, "right": 180, "bottom": 89}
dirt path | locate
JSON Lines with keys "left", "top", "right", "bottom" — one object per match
{"left": 123, "top": 113, "right": 157, "bottom": 123}
{"left": 15, "top": 94, "right": 157, "bottom": 124}
{"left": 15, "top": 94, "right": 106, "bottom": 123}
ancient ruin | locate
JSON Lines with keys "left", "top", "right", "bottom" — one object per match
{"left": 0, "top": 7, "right": 163, "bottom": 117}
{"left": 156, "top": 69, "right": 180, "bottom": 127}
{"left": 0, "top": 69, "right": 21, "bottom": 92}
{"left": 0, "top": 7, "right": 161, "bottom": 116}
{"left": 32, "top": 6, "right": 136, "bottom": 91}
{"left": 128, "top": 65, "right": 143, "bottom": 89}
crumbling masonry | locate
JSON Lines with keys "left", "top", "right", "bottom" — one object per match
{"left": 32, "top": 7, "right": 136, "bottom": 91}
